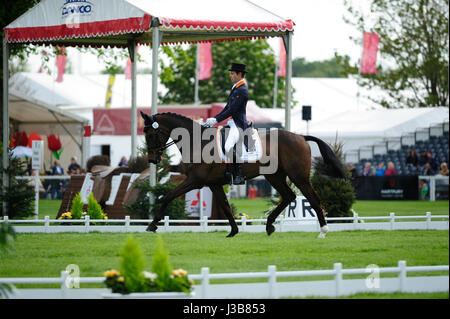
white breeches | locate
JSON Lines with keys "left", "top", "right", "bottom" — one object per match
{"left": 225, "top": 119, "right": 240, "bottom": 154}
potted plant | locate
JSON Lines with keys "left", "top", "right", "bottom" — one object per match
{"left": 102, "top": 235, "right": 194, "bottom": 299}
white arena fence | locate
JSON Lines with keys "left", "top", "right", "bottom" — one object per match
{"left": 1, "top": 212, "right": 448, "bottom": 233}
{"left": 0, "top": 260, "right": 447, "bottom": 299}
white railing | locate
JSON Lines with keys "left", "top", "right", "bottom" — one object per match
{"left": 1, "top": 261, "right": 448, "bottom": 299}
{"left": 1, "top": 212, "right": 448, "bottom": 233}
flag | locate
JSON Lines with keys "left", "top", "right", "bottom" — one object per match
{"left": 277, "top": 38, "right": 286, "bottom": 77}
{"left": 105, "top": 74, "right": 116, "bottom": 108}
{"left": 83, "top": 126, "right": 92, "bottom": 137}
{"left": 55, "top": 46, "right": 67, "bottom": 82}
{"left": 360, "top": 32, "right": 379, "bottom": 74}
{"left": 198, "top": 42, "right": 213, "bottom": 80}
{"left": 125, "top": 45, "right": 140, "bottom": 80}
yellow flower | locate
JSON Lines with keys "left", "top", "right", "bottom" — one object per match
{"left": 117, "top": 276, "right": 124, "bottom": 282}
{"left": 172, "top": 268, "right": 187, "bottom": 277}
{"left": 104, "top": 269, "right": 120, "bottom": 278}
{"left": 103, "top": 215, "right": 108, "bottom": 220}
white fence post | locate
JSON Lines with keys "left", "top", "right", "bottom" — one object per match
{"left": 84, "top": 216, "right": 90, "bottom": 233}
{"left": 268, "top": 265, "right": 277, "bottom": 298}
{"left": 201, "top": 267, "right": 210, "bottom": 299}
{"left": 334, "top": 263, "right": 343, "bottom": 297}
{"left": 124, "top": 216, "right": 130, "bottom": 232}
{"left": 390, "top": 212, "right": 395, "bottom": 230}
{"left": 164, "top": 216, "right": 169, "bottom": 231}
{"left": 60, "top": 270, "right": 69, "bottom": 299}
{"left": 3, "top": 216, "right": 8, "bottom": 223}
{"left": 426, "top": 212, "right": 431, "bottom": 230}
{"left": 398, "top": 260, "right": 407, "bottom": 292}
{"left": 44, "top": 216, "right": 50, "bottom": 233}
{"left": 353, "top": 212, "right": 359, "bottom": 229}
{"left": 202, "top": 216, "right": 208, "bottom": 232}
{"left": 241, "top": 214, "right": 247, "bottom": 232}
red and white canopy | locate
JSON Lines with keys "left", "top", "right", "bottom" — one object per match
{"left": 4, "top": 0, "right": 294, "bottom": 46}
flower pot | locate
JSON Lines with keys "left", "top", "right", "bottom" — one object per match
{"left": 101, "top": 291, "right": 194, "bottom": 299}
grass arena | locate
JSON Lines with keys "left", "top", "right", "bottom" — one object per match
{"left": 1, "top": 199, "right": 448, "bottom": 299}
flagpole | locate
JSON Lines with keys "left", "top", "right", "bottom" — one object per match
{"left": 194, "top": 43, "right": 200, "bottom": 105}
{"left": 273, "top": 61, "right": 278, "bottom": 108}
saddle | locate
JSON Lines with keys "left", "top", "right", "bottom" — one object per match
{"left": 216, "top": 122, "right": 262, "bottom": 164}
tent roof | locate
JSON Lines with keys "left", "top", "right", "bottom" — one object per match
{"left": 4, "top": 0, "right": 294, "bottom": 46}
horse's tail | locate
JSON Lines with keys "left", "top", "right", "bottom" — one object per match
{"left": 304, "top": 135, "right": 347, "bottom": 179}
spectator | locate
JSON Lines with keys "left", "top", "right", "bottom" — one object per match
{"left": 439, "top": 162, "right": 449, "bottom": 176}
{"left": 422, "top": 162, "right": 434, "bottom": 176}
{"left": 418, "top": 150, "right": 428, "bottom": 167}
{"left": 362, "top": 162, "right": 374, "bottom": 176}
{"left": 68, "top": 157, "right": 81, "bottom": 175}
{"left": 51, "top": 161, "right": 64, "bottom": 199}
{"left": 384, "top": 161, "right": 397, "bottom": 176}
{"left": 375, "top": 163, "right": 386, "bottom": 176}
{"left": 118, "top": 156, "right": 128, "bottom": 167}
{"left": 426, "top": 151, "right": 439, "bottom": 172}
{"left": 419, "top": 179, "right": 429, "bottom": 200}
{"left": 405, "top": 148, "right": 418, "bottom": 167}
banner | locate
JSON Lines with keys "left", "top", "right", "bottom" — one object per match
{"left": 55, "top": 46, "right": 66, "bottom": 82}
{"left": 125, "top": 45, "right": 140, "bottom": 80}
{"left": 277, "top": 37, "right": 286, "bottom": 77}
{"left": 104, "top": 74, "right": 115, "bottom": 108}
{"left": 198, "top": 42, "right": 213, "bottom": 80}
{"left": 360, "top": 32, "right": 379, "bottom": 74}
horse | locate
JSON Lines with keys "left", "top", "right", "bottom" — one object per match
{"left": 140, "top": 111, "right": 347, "bottom": 238}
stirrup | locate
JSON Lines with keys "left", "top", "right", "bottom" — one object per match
{"left": 232, "top": 164, "right": 245, "bottom": 185}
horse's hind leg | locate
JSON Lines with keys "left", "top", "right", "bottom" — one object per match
{"left": 264, "top": 172, "right": 296, "bottom": 236}
{"left": 289, "top": 175, "right": 328, "bottom": 238}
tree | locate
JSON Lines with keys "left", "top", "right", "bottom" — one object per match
{"left": 292, "top": 56, "right": 351, "bottom": 78}
{"left": 159, "top": 40, "right": 295, "bottom": 109}
{"left": 341, "top": 0, "right": 449, "bottom": 108}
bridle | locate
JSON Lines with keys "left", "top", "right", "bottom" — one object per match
{"left": 143, "top": 116, "right": 180, "bottom": 162}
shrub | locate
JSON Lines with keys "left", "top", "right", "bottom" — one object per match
{"left": 87, "top": 193, "right": 107, "bottom": 220}
{"left": 120, "top": 236, "right": 146, "bottom": 293}
{"left": 71, "top": 193, "right": 84, "bottom": 219}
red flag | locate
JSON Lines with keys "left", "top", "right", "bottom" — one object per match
{"left": 277, "top": 38, "right": 286, "bottom": 77}
{"left": 83, "top": 126, "right": 92, "bottom": 137}
{"left": 55, "top": 46, "right": 66, "bottom": 82}
{"left": 198, "top": 42, "right": 213, "bottom": 80}
{"left": 360, "top": 32, "right": 379, "bottom": 74}
{"left": 125, "top": 45, "right": 140, "bottom": 80}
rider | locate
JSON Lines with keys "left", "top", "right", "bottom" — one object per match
{"left": 205, "top": 62, "right": 249, "bottom": 185}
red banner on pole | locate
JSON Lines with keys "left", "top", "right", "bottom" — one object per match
{"left": 198, "top": 42, "right": 213, "bottom": 80}
{"left": 55, "top": 46, "right": 66, "bottom": 82}
{"left": 125, "top": 45, "right": 140, "bottom": 80}
{"left": 277, "top": 38, "right": 286, "bottom": 77}
{"left": 360, "top": 32, "right": 379, "bottom": 74}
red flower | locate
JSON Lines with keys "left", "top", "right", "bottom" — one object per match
{"left": 10, "top": 131, "right": 28, "bottom": 148}
{"left": 47, "top": 134, "right": 62, "bottom": 152}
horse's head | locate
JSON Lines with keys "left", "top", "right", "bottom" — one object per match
{"left": 140, "top": 111, "right": 169, "bottom": 164}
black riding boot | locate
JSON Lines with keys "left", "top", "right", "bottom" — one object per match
{"left": 225, "top": 164, "right": 233, "bottom": 184}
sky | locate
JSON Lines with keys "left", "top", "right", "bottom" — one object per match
{"left": 25, "top": 0, "right": 370, "bottom": 74}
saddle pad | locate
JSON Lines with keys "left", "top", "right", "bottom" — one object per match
{"left": 216, "top": 127, "right": 263, "bottom": 163}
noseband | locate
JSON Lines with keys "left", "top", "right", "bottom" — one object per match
{"left": 143, "top": 116, "right": 179, "bottom": 162}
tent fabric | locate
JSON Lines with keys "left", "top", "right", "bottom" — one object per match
{"left": 4, "top": 0, "right": 294, "bottom": 45}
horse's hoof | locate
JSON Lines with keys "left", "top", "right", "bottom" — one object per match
{"left": 266, "top": 224, "right": 275, "bottom": 236}
{"left": 226, "top": 229, "right": 238, "bottom": 238}
{"left": 317, "top": 225, "right": 328, "bottom": 239}
{"left": 146, "top": 223, "right": 158, "bottom": 232}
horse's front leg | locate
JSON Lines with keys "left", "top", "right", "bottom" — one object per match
{"left": 146, "top": 179, "right": 201, "bottom": 232}
{"left": 209, "top": 185, "right": 239, "bottom": 237}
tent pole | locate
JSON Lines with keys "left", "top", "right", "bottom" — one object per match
{"left": 283, "top": 32, "right": 292, "bottom": 132}
{"left": 194, "top": 43, "right": 200, "bottom": 105}
{"left": 150, "top": 19, "right": 161, "bottom": 205}
{"left": 128, "top": 40, "right": 137, "bottom": 159}
{"left": 2, "top": 37, "right": 9, "bottom": 216}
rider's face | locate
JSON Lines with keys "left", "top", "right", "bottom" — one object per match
{"left": 229, "top": 71, "right": 241, "bottom": 84}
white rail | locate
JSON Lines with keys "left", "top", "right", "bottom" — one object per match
{"left": 1, "top": 212, "right": 448, "bottom": 233}
{"left": 1, "top": 261, "right": 448, "bottom": 299}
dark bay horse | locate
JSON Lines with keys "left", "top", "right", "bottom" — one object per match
{"left": 140, "top": 111, "right": 347, "bottom": 238}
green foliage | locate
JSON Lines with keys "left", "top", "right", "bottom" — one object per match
{"left": 71, "top": 193, "right": 84, "bottom": 219}
{"left": 292, "top": 56, "right": 351, "bottom": 78}
{"left": 87, "top": 193, "right": 106, "bottom": 220}
{"left": 159, "top": 40, "right": 296, "bottom": 109}
{"left": 120, "top": 236, "right": 146, "bottom": 293}
{"left": 151, "top": 235, "right": 172, "bottom": 291}
{"left": 340, "top": 0, "right": 449, "bottom": 107}
{"left": 0, "top": 156, "right": 35, "bottom": 219}
{"left": 310, "top": 140, "right": 356, "bottom": 219}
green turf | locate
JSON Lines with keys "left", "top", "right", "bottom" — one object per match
{"left": 1, "top": 230, "right": 447, "bottom": 279}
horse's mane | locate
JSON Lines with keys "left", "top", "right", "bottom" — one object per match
{"left": 156, "top": 112, "right": 203, "bottom": 130}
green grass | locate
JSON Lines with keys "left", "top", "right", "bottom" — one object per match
{"left": 1, "top": 230, "right": 447, "bottom": 279}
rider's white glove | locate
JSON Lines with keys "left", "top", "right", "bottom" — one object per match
{"left": 205, "top": 118, "right": 217, "bottom": 127}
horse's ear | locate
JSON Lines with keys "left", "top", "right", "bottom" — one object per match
{"left": 140, "top": 111, "right": 150, "bottom": 123}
